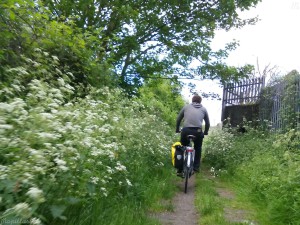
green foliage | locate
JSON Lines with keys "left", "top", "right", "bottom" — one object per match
{"left": 237, "top": 130, "right": 300, "bottom": 224}
{"left": 0, "top": 49, "right": 82, "bottom": 102}
{"left": 260, "top": 70, "right": 300, "bottom": 132}
{"left": 280, "top": 70, "right": 300, "bottom": 131}
{"left": 0, "top": 52, "right": 178, "bottom": 224}
{"left": 202, "top": 127, "right": 235, "bottom": 171}
{"left": 203, "top": 127, "right": 300, "bottom": 225}
{"left": 0, "top": 0, "right": 115, "bottom": 92}
{"left": 0, "top": 0, "right": 37, "bottom": 68}
{"left": 1, "top": 0, "right": 261, "bottom": 94}
{"left": 0, "top": 4, "right": 186, "bottom": 222}
{"left": 41, "top": 0, "right": 261, "bottom": 91}
{"left": 139, "top": 79, "right": 185, "bottom": 126}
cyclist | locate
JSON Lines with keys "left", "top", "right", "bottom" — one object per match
{"left": 175, "top": 94, "right": 210, "bottom": 175}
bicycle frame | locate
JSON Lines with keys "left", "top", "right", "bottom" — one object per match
{"left": 184, "top": 147, "right": 193, "bottom": 167}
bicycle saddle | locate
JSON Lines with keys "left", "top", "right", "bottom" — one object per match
{"left": 187, "top": 135, "right": 196, "bottom": 139}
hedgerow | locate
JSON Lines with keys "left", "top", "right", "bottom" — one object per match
{"left": 0, "top": 51, "right": 176, "bottom": 225}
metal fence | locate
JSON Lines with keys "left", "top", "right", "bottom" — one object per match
{"left": 221, "top": 77, "right": 265, "bottom": 121}
{"left": 222, "top": 74, "right": 300, "bottom": 131}
{"left": 261, "top": 75, "right": 300, "bottom": 131}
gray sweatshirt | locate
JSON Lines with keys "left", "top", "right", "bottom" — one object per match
{"left": 176, "top": 103, "right": 210, "bottom": 133}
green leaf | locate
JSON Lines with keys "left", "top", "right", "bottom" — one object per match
{"left": 65, "top": 197, "right": 81, "bottom": 205}
{"left": 50, "top": 205, "right": 67, "bottom": 219}
{"left": 87, "top": 183, "right": 95, "bottom": 194}
{"left": 9, "top": 11, "right": 15, "bottom": 20}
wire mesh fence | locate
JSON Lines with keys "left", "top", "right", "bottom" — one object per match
{"left": 260, "top": 74, "right": 300, "bottom": 131}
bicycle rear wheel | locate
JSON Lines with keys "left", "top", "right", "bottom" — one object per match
{"left": 184, "top": 151, "right": 192, "bottom": 193}
{"left": 184, "top": 168, "right": 189, "bottom": 193}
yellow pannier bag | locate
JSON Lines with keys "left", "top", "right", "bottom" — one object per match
{"left": 171, "top": 142, "right": 183, "bottom": 168}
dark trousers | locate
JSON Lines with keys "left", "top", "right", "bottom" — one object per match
{"left": 180, "top": 127, "right": 204, "bottom": 170}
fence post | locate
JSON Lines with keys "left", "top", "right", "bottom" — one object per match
{"left": 221, "top": 83, "right": 227, "bottom": 121}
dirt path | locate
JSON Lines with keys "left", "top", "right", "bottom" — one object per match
{"left": 216, "top": 185, "right": 254, "bottom": 224}
{"left": 151, "top": 175, "right": 199, "bottom": 225}
{"left": 206, "top": 169, "right": 257, "bottom": 225}
{"left": 151, "top": 170, "right": 257, "bottom": 225}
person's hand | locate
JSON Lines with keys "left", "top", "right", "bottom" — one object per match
{"left": 176, "top": 128, "right": 181, "bottom": 133}
{"left": 204, "top": 131, "right": 208, "bottom": 135}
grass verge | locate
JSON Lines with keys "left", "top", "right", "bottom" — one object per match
{"left": 195, "top": 164, "right": 266, "bottom": 225}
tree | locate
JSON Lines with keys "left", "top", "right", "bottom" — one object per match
{"left": 139, "top": 78, "right": 185, "bottom": 126}
{"left": 41, "top": 0, "right": 261, "bottom": 92}
{"left": 0, "top": 0, "right": 115, "bottom": 94}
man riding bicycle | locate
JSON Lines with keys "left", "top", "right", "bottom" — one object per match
{"left": 175, "top": 94, "right": 210, "bottom": 175}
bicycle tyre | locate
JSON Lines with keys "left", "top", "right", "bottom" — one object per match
{"left": 184, "top": 168, "right": 188, "bottom": 193}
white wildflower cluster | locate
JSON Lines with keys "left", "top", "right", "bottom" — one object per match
{"left": 115, "top": 161, "right": 126, "bottom": 171}
{"left": 54, "top": 158, "right": 68, "bottom": 171}
{"left": 26, "top": 187, "right": 45, "bottom": 203}
{"left": 241, "top": 220, "right": 256, "bottom": 225}
{"left": 0, "top": 53, "right": 175, "bottom": 222}
{"left": 155, "top": 162, "right": 165, "bottom": 167}
{"left": 38, "top": 132, "right": 61, "bottom": 140}
{"left": 204, "top": 128, "right": 234, "bottom": 155}
{"left": 0, "top": 165, "right": 8, "bottom": 179}
{"left": 90, "top": 147, "right": 104, "bottom": 156}
{"left": 30, "top": 217, "right": 42, "bottom": 225}
{"left": 126, "top": 179, "right": 132, "bottom": 186}
{"left": 3, "top": 203, "right": 32, "bottom": 219}
{"left": 100, "top": 187, "right": 108, "bottom": 197}
{"left": 90, "top": 176, "right": 100, "bottom": 184}
{"left": 210, "top": 167, "right": 217, "bottom": 178}
{"left": 7, "top": 67, "right": 29, "bottom": 76}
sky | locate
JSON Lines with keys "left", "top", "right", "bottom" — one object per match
{"left": 183, "top": 0, "right": 300, "bottom": 126}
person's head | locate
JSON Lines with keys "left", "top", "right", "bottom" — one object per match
{"left": 192, "top": 95, "right": 202, "bottom": 103}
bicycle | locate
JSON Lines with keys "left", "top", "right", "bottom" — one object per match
{"left": 182, "top": 135, "right": 196, "bottom": 193}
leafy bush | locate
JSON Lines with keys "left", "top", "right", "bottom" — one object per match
{"left": 139, "top": 79, "right": 185, "bottom": 126}
{"left": 0, "top": 1, "right": 115, "bottom": 93}
{"left": 0, "top": 52, "right": 176, "bottom": 225}
{"left": 203, "top": 127, "right": 300, "bottom": 224}
{"left": 237, "top": 129, "right": 300, "bottom": 224}
{"left": 202, "top": 127, "right": 234, "bottom": 171}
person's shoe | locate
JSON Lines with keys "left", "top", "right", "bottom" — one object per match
{"left": 176, "top": 171, "right": 184, "bottom": 178}
{"left": 193, "top": 168, "right": 200, "bottom": 173}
